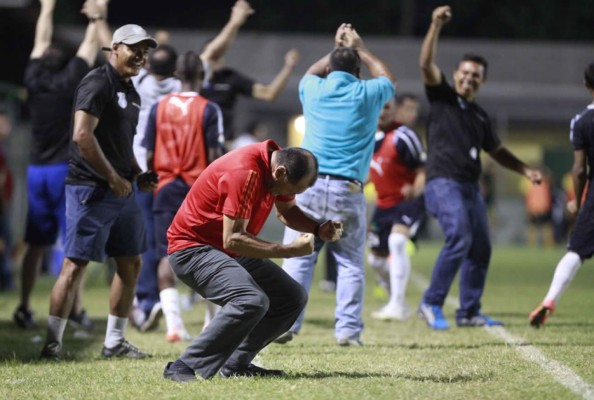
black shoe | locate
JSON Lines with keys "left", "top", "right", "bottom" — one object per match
{"left": 219, "top": 363, "right": 286, "bottom": 378}
{"left": 40, "top": 341, "right": 61, "bottom": 361}
{"left": 163, "top": 360, "right": 197, "bottom": 382}
{"left": 140, "top": 303, "right": 163, "bottom": 333}
{"left": 102, "top": 340, "right": 151, "bottom": 359}
{"left": 14, "top": 305, "right": 38, "bottom": 329}
{"left": 68, "top": 309, "right": 95, "bottom": 332}
{"left": 273, "top": 331, "right": 294, "bottom": 344}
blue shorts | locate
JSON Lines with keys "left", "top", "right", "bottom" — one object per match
{"left": 63, "top": 184, "right": 147, "bottom": 262}
{"left": 568, "top": 188, "right": 594, "bottom": 260}
{"left": 154, "top": 178, "right": 190, "bottom": 259}
{"left": 25, "top": 163, "right": 68, "bottom": 246}
{"left": 367, "top": 196, "right": 425, "bottom": 253}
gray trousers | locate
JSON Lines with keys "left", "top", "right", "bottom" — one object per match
{"left": 169, "top": 246, "right": 308, "bottom": 379}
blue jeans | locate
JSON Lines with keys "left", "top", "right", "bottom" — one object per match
{"left": 133, "top": 189, "right": 160, "bottom": 315}
{"left": 423, "top": 178, "right": 492, "bottom": 319}
{"left": 281, "top": 176, "right": 366, "bottom": 340}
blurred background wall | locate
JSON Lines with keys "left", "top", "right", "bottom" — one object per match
{"left": 1, "top": 0, "right": 593, "bottom": 245}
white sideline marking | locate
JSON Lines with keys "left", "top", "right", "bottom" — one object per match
{"left": 410, "top": 272, "right": 594, "bottom": 400}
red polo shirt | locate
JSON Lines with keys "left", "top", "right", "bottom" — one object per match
{"left": 167, "top": 139, "right": 293, "bottom": 256}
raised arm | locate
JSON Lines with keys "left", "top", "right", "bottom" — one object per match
{"left": 252, "top": 49, "right": 300, "bottom": 101}
{"left": 77, "top": 0, "right": 102, "bottom": 67}
{"left": 304, "top": 23, "right": 348, "bottom": 77}
{"left": 200, "top": 0, "right": 254, "bottom": 65}
{"left": 419, "top": 5, "right": 451, "bottom": 86}
{"left": 343, "top": 25, "right": 394, "bottom": 81}
{"left": 30, "top": 0, "right": 56, "bottom": 59}
{"left": 92, "top": 0, "right": 112, "bottom": 49}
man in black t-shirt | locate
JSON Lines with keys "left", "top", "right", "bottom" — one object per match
{"left": 529, "top": 63, "right": 594, "bottom": 328}
{"left": 417, "top": 6, "right": 542, "bottom": 330}
{"left": 199, "top": 0, "right": 299, "bottom": 143}
{"left": 14, "top": 0, "right": 109, "bottom": 331}
{"left": 40, "top": 24, "right": 158, "bottom": 361}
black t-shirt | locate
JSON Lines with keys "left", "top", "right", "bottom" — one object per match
{"left": 24, "top": 57, "right": 90, "bottom": 165}
{"left": 424, "top": 74, "right": 500, "bottom": 182}
{"left": 67, "top": 63, "right": 141, "bottom": 186}
{"left": 200, "top": 67, "right": 254, "bottom": 141}
{"left": 570, "top": 105, "right": 594, "bottom": 180}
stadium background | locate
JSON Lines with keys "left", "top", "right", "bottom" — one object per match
{"left": 0, "top": 0, "right": 593, "bottom": 244}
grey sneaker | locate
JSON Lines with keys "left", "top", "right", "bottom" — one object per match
{"left": 273, "top": 331, "right": 294, "bottom": 344}
{"left": 40, "top": 341, "right": 62, "bottom": 361}
{"left": 337, "top": 338, "right": 363, "bottom": 347}
{"left": 140, "top": 302, "right": 163, "bottom": 333}
{"left": 102, "top": 340, "right": 151, "bottom": 359}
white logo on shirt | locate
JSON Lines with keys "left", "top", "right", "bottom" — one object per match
{"left": 469, "top": 147, "right": 478, "bottom": 160}
{"left": 117, "top": 92, "right": 127, "bottom": 109}
{"left": 170, "top": 97, "right": 195, "bottom": 116}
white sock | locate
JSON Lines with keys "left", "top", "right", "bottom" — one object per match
{"left": 160, "top": 288, "right": 185, "bottom": 334}
{"left": 203, "top": 300, "right": 221, "bottom": 331}
{"left": 367, "top": 253, "right": 389, "bottom": 289}
{"left": 46, "top": 316, "right": 68, "bottom": 345}
{"left": 104, "top": 314, "right": 128, "bottom": 348}
{"left": 544, "top": 251, "right": 582, "bottom": 306}
{"left": 387, "top": 232, "right": 410, "bottom": 308}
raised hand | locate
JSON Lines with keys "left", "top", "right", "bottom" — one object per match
{"left": 432, "top": 5, "right": 452, "bottom": 27}
{"left": 230, "top": 0, "right": 255, "bottom": 26}
{"left": 284, "top": 48, "right": 300, "bottom": 68}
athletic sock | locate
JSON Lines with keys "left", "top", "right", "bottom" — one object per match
{"left": 544, "top": 251, "right": 582, "bottom": 306}
{"left": 46, "top": 315, "right": 67, "bottom": 345}
{"left": 387, "top": 232, "right": 410, "bottom": 308}
{"left": 160, "top": 288, "right": 185, "bottom": 334}
{"left": 367, "top": 253, "right": 389, "bottom": 290}
{"left": 104, "top": 314, "right": 128, "bottom": 348}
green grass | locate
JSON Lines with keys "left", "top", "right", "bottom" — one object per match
{"left": 1, "top": 243, "right": 593, "bottom": 399}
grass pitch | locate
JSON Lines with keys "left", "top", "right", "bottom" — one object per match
{"left": 1, "top": 243, "right": 593, "bottom": 399}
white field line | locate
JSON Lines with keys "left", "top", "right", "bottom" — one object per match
{"left": 409, "top": 272, "right": 594, "bottom": 400}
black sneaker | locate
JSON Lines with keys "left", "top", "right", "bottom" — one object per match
{"left": 68, "top": 309, "right": 95, "bottom": 332}
{"left": 40, "top": 341, "right": 62, "bottom": 361}
{"left": 273, "top": 331, "right": 294, "bottom": 344}
{"left": 13, "top": 305, "right": 38, "bottom": 329}
{"left": 219, "top": 363, "right": 286, "bottom": 378}
{"left": 163, "top": 360, "right": 197, "bottom": 382}
{"left": 140, "top": 302, "right": 163, "bottom": 333}
{"left": 101, "top": 340, "right": 151, "bottom": 359}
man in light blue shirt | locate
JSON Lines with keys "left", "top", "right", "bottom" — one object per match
{"left": 278, "top": 23, "right": 395, "bottom": 346}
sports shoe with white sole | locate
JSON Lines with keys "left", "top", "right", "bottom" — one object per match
{"left": 371, "top": 303, "right": 411, "bottom": 321}
{"left": 417, "top": 302, "right": 449, "bottom": 330}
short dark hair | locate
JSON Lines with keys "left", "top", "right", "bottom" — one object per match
{"left": 458, "top": 53, "right": 489, "bottom": 80}
{"left": 584, "top": 63, "right": 594, "bottom": 89}
{"left": 176, "top": 51, "right": 204, "bottom": 83}
{"left": 276, "top": 147, "right": 318, "bottom": 186}
{"left": 329, "top": 47, "right": 361, "bottom": 75}
{"left": 148, "top": 44, "right": 178, "bottom": 77}
{"left": 395, "top": 93, "right": 418, "bottom": 106}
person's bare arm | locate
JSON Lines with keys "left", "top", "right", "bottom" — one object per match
{"left": 571, "top": 149, "right": 587, "bottom": 212}
{"left": 30, "top": 0, "right": 56, "bottom": 59}
{"left": 72, "top": 110, "right": 131, "bottom": 196}
{"left": 77, "top": 1, "right": 101, "bottom": 67}
{"left": 304, "top": 23, "right": 348, "bottom": 77}
{"left": 252, "top": 49, "right": 299, "bottom": 101}
{"left": 343, "top": 26, "right": 394, "bottom": 81}
{"left": 200, "top": 0, "right": 254, "bottom": 64}
{"left": 275, "top": 199, "right": 343, "bottom": 242}
{"left": 419, "top": 5, "right": 451, "bottom": 86}
{"left": 489, "top": 146, "right": 542, "bottom": 184}
{"left": 222, "top": 214, "right": 313, "bottom": 258}
{"left": 92, "top": 0, "right": 112, "bottom": 49}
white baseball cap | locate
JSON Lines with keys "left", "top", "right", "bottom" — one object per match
{"left": 111, "top": 24, "right": 158, "bottom": 48}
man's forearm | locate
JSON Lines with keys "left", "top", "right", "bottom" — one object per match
{"left": 276, "top": 205, "right": 319, "bottom": 235}
{"left": 358, "top": 48, "right": 394, "bottom": 81}
{"left": 224, "top": 231, "right": 300, "bottom": 258}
